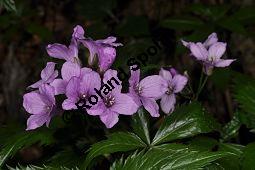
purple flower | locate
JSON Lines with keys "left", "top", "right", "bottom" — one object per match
{"left": 29, "top": 62, "right": 58, "bottom": 88}
{"left": 50, "top": 61, "right": 92, "bottom": 95}
{"left": 46, "top": 26, "right": 82, "bottom": 63}
{"left": 23, "top": 84, "right": 56, "bottom": 130}
{"left": 72, "top": 25, "right": 85, "bottom": 40}
{"left": 62, "top": 70, "right": 101, "bottom": 110}
{"left": 181, "top": 32, "right": 218, "bottom": 49}
{"left": 82, "top": 37, "right": 123, "bottom": 72}
{"left": 189, "top": 42, "right": 235, "bottom": 75}
{"left": 159, "top": 68, "right": 188, "bottom": 114}
{"left": 72, "top": 25, "right": 122, "bottom": 72}
{"left": 128, "top": 69, "right": 168, "bottom": 117}
{"left": 87, "top": 69, "right": 139, "bottom": 128}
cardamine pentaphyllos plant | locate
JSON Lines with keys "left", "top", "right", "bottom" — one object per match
{"left": 23, "top": 26, "right": 235, "bottom": 130}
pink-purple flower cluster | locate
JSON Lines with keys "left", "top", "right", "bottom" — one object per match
{"left": 23, "top": 26, "right": 234, "bottom": 131}
{"left": 182, "top": 33, "right": 235, "bottom": 75}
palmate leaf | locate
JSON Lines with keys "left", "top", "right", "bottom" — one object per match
{"left": 46, "top": 149, "right": 83, "bottom": 168}
{"left": 0, "top": 129, "right": 54, "bottom": 167}
{"left": 188, "top": 137, "right": 244, "bottom": 170}
{"left": 233, "top": 73, "right": 255, "bottom": 116}
{"left": 240, "top": 142, "right": 255, "bottom": 169}
{"left": 221, "top": 111, "right": 242, "bottom": 142}
{"left": 0, "top": 0, "right": 16, "bottom": 12}
{"left": 152, "top": 102, "right": 220, "bottom": 145}
{"left": 160, "top": 17, "right": 204, "bottom": 31}
{"left": 110, "top": 143, "right": 233, "bottom": 170}
{"left": 81, "top": 132, "right": 146, "bottom": 169}
{"left": 132, "top": 108, "right": 150, "bottom": 145}
{"left": 7, "top": 164, "right": 79, "bottom": 170}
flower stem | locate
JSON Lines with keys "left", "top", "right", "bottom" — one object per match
{"left": 195, "top": 68, "right": 208, "bottom": 100}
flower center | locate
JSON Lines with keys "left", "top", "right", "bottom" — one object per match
{"left": 134, "top": 83, "right": 143, "bottom": 95}
{"left": 166, "top": 85, "right": 174, "bottom": 95}
{"left": 46, "top": 106, "right": 51, "bottom": 111}
{"left": 81, "top": 94, "right": 86, "bottom": 99}
{"left": 208, "top": 56, "right": 215, "bottom": 63}
{"left": 104, "top": 95, "right": 115, "bottom": 107}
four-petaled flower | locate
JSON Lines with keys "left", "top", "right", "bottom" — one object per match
{"left": 87, "top": 69, "right": 139, "bottom": 128}
{"left": 182, "top": 33, "right": 235, "bottom": 75}
{"left": 189, "top": 42, "right": 235, "bottom": 75}
{"left": 50, "top": 61, "right": 91, "bottom": 95}
{"left": 29, "top": 62, "right": 58, "bottom": 88}
{"left": 46, "top": 26, "right": 81, "bottom": 63}
{"left": 159, "top": 68, "right": 188, "bottom": 114}
{"left": 62, "top": 70, "right": 101, "bottom": 110}
{"left": 128, "top": 69, "right": 168, "bottom": 117}
{"left": 23, "top": 84, "right": 57, "bottom": 130}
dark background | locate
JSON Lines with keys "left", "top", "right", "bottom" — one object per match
{"left": 0, "top": 0, "right": 255, "bottom": 167}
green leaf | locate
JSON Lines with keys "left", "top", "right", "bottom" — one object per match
{"left": 221, "top": 112, "right": 242, "bottom": 142}
{"left": 0, "top": 0, "right": 16, "bottom": 12}
{"left": 111, "top": 143, "right": 233, "bottom": 170}
{"left": 241, "top": 142, "right": 255, "bottom": 169}
{"left": 152, "top": 102, "right": 220, "bottom": 145}
{"left": 217, "top": 17, "right": 246, "bottom": 34}
{"left": 233, "top": 73, "right": 255, "bottom": 116}
{"left": 7, "top": 164, "right": 79, "bottom": 170}
{"left": 160, "top": 17, "right": 204, "bottom": 31}
{"left": 188, "top": 4, "right": 230, "bottom": 20}
{"left": 231, "top": 7, "right": 255, "bottom": 25}
{"left": 132, "top": 108, "right": 150, "bottom": 145}
{"left": 0, "top": 129, "right": 54, "bottom": 167}
{"left": 81, "top": 132, "right": 146, "bottom": 169}
{"left": 47, "top": 149, "right": 83, "bottom": 168}
{"left": 115, "top": 16, "right": 150, "bottom": 36}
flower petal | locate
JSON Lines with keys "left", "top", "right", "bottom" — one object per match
{"left": 100, "top": 110, "right": 119, "bottom": 128}
{"left": 23, "top": 92, "right": 47, "bottom": 115}
{"left": 87, "top": 101, "right": 106, "bottom": 116}
{"left": 65, "top": 77, "right": 80, "bottom": 99}
{"left": 111, "top": 93, "right": 139, "bottom": 115}
{"left": 127, "top": 91, "right": 142, "bottom": 107}
{"left": 40, "top": 62, "right": 57, "bottom": 81}
{"left": 50, "top": 79, "right": 67, "bottom": 95}
{"left": 203, "top": 32, "right": 218, "bottom": 48}
{"left": 72, "top": 25, "right": 85, "bottom": 40}
{"left": 190, "top": 42, "right": 208, "bottom": 61}
{"left": 98, "top": 46, "right": 116, "bottom": 72}
{"left": 159, "top": 68, "right": 172, "bottom": 81}
{"left": 172, "top": 75, "right": 188, "bottom": 93}
{"left": 61, "top": 61, "right": 81, "bottom": 81}
{"left": 103, "top": 69, "right": 122, "bottom": 93}
{"left": 141, "top": 97, "right": 160, "bottom": 117}
{"left": 208, "top": 42, "right": 226, "bottom": 59}
{"left": 81, "top": 40, "right": 98, "bottom": 65}
{"left": 140, "top": 75, "right": 168, "bottom": 98}
{"left": 46, "top": 43, "right": 72, "bottom": 61}
{"left": 214, "top": 59, "right": 236, "bottom": 67}
{"left": 62, "top": 98, "right": 77, "bottom": 110}
{"left": 160, "top": 94, "right": 176, "bottom": 114}
{"left": 181, "top": 40, "right": 191, "bottom": 48}
{"left": 28, "top": 80, "right": 43, "bottom": 89}
{"left": 39, "top": 84, "right": 55, "bottom": 105}
{"left": 80, "top": 70, "right": 101, "bottom": 95}
{"left": 96, "top": 36, "right": 123, "bottom": 47}
{"left": 26, "top": 113, "right": 49, "bottom": 130}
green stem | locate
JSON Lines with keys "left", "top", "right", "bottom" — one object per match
{"left": 195, "top": 75, "right": 208, "bottom": 100}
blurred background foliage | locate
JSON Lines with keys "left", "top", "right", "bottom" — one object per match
{"left": 1, "top": 0, "right": 255, "bottom": 169}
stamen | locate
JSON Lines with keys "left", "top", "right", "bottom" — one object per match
{"left": 104, "top": 95, "right": 115, "bottom": 107}
{"left": 81, "top": 94, "right": 86, "bottom": 99}
{"left": 166, "top": 86, "right": 174, "bottom": 95}
{"left": 134, "top": 83, "right": 143, "bottom": 95}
